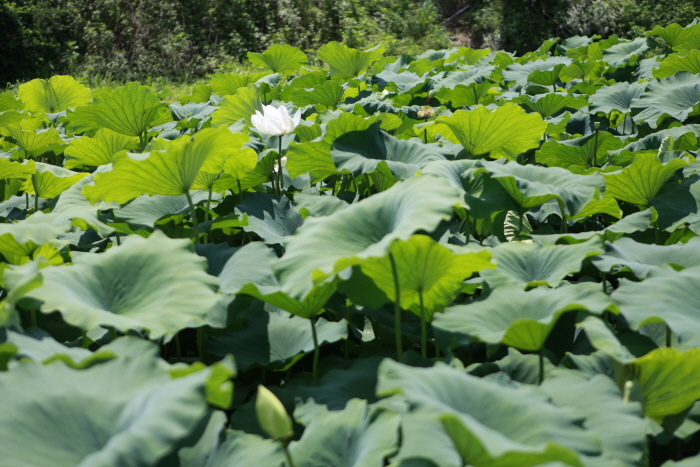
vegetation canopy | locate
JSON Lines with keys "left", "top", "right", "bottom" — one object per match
{"left": 3, "top": 16, "right": 700, "bottom": 467}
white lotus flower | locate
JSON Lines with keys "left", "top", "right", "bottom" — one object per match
{"left": 251, "top": 105, "right": 302, "bottom": 136}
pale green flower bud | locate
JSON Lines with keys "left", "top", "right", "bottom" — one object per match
{"left": 256, "top": 385, "right": 293, "bottom": 441}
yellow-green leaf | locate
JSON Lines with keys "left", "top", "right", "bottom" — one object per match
{"left": 604, "top": 153, "right": 687, "bottom": 205}
{"left": 433, "top": 103, "right": 546, "bottom": 160}
{"left": 632, "top": 347, "right": 700, "bottom": 422}
{"left": 83, "top": 127, "right": 244, "bottom": 204}
{"left": 64, "top": 128, "right": 139, "bottom": 169}
{"left": 359, "top": 235, "right": 494, "bottom": 321}
{"left": 18, "top": 75, "right": 91, "bottom": 115}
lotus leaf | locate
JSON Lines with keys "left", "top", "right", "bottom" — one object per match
{"left": 377, "top": 359, "right": 600, "bottom": 466}
{"left": 273, "top": 175, "right": 462, "bottom": 298}
{"left": 24, "top": 231, "right": 220, "bottom": 341}
{"left": 479, "top": 239, "right": 603, "bottom": 288}
{"left": 69, "top": 82, "right": 172, "bottom": 136}
{"left": 248, "top": 44, "right": 307, "bottom": 73}
{"left": 18, "top": 75, "right": 91, "bottom": 115}
{"left": 631, "top": 72, "right": 700, "bottom": 128}
{"left": 317, "top": 42, "right": 385, "bottom": 79}
{"left": 434, "top": 283, "right": 610, "bottom": 351}
{"left": 0, "top": 354, "right": 229, "bottom": 467}
{"left": 433, "top": 103, "right": 547, "bottom": 160}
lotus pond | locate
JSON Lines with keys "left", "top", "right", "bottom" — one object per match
{"left": 3, "top": 20, "right": 700, "bottom": 467}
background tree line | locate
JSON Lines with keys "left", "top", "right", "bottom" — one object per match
{"left": 1, "top": 0, "right": 698, "bottom": 85}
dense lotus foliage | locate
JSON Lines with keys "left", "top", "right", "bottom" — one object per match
{"left": 4, "top": 19, "right": 700, "bottom": 466}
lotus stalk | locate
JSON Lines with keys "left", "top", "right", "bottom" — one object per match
{"left": 184, "top": 191, "right": 200, "bottom": 243}
{"left": 203, "top": 186, "right": 214, "bottom": 244}
{"left": 418, "top": 289, "right": 427, "bottom": 359}
{"left": 310, "top": 316, "right": 320, "bottom": 381}
{"left": 389, "top": 252, "right": 404, "bottom": 360}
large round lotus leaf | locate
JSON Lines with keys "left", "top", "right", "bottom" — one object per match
{"left": 280, "top": 71, "right": 327, "bottom": 100}
{"left": 0, "top": 212, "right": 71, "bottom": 257}
{"left": 419, "top": 159, "right": 478, "bottom": 192}
{"left": 291, "top": 80, "right": 345, "bottom": 107}
{"left": 247, "top": 44, "right": 307, "bottom": 73}
{"left": 359, "top": 235, "right": 494, "bottom": 321}
{"left": 0, "top": 158, "right": 34, "bottom": 182}
{"left": 317, "top": 42, "right": 385, "bottom": 79}
{"left": 206, "top": 308, "right": 346, "bottom": 370}
{"left": 602, "top": 37, "right": 650, "bottom": 68}
{"left": 448, "top": 46, "right": 492, "bottom": 64}
{"left": 612, "top": 125, "right": 700, "bottom": 160}
{"left": 559, "top": 60, "right": 605, "bottom": 82}
{"left": 432, "top": 103, "right": 547, "bottom": 160}
{"left": 3, "top": 331, "right": 166, "bottom": 370}
{"left": 479, "top": 239, "right": 603, "bottom": 288}
{"left": 289, "top": 399, "right": 399, "bottom": 467}
{"left": 377, "top": 359, "right": 600, "bottom": 467}
{"left": 3, "top": 328, "right": 96, "bottom": 367}
{"left": 24, "top": 231, "right": 220, "bottom": 341}
{"left": 330, "top": 123, "right": 446, "bottom": 179}
{"left": 432, "top": 67, "right": 496, "bottom": 91}
{"left": 436, "top": 80, "right": 498, "bottom": 108}
{"left": 51, "top": 166, "right": 116, "bottom": 237}
{"left": 653, "top": 49, "right": 700, "bottom": 79}
{"left": 631, "top": 347, "right": 700, "bottom": 423}
{"left": 113, "top": 191, "right": 214, "bottom": 228}
{"left": 541, "top": 370, "right": 646, "bottom": 466}
{"left": 536, "top": 131, "right": 624, "bottom": 169}
{"left": 209, "top": 72, "right": 268, "bottom": 96}
{"left": 475, "top": 160, "right": 604, "bottom": 217}
{"left": 293, "top": 193, "right": 349, "bottom": 218}
{"left": 0, "top": 93, "right": 24, "bottom": 112}
{"left": 5, "top": 124, "right": 65, "bottom": 159}
{"left": 373, "top": 70, "right": 430, "bottom": 95}
{"left": 458, "top": 166, "right": 522, "bottom": 218}
{"left": 0, "top": 355, "right": 218, "bottom": 467}
{"left": 0, "top": 109, "right": 24, "bottom": 129}
{"left": 514, "top": 93, "right": 587, "bottom": 118}
{"left": 603, "top": 153, "right": 688, "bottom": 206}
{"left": 83, "top": 127, "right": 247, "bottom": 204}
{"left": 273, "top": 175, "right": 462, "bottom": 298}
{"left": 390, "top": 412, "right": 463, "bottom": 467}
{"left": 199, "top": 429, "right": 286, "bottom": 467}
{"left": 211, "top": 84, "right": 263, "bottom": 127}
{"left": 18, "top": 75, "right": 91, "bottom": 114}
{"left": 501, "top": 57, "right": 572, "bottom": 87}
{"left": 234, "top": 193, "right": 303, "bottom": 245}
{"left": 286, "top": 112, "right": 400, "bottom": 182}
{"left": 295, "top": 357, "right": 383, "bottom": 411}
{"left": 612, "top": 265, "right": 700, "bottom": 350}
{"left": 68, "top": 82, "right": 172, "bottom": 136}
{"left": 23, "top": 162, "right": 88, "bottom": 199}
{"left": 576, "top": 315, "right": 638, "bottom": 366}
{"left": 592, "top": 237, "right": 700, "bottom": 279}
{"left": 220, "top": 242, "right": 337, "bottom": 319}
{"left": 433, "top": 283, "right": 610, "bottom": 351}
{"left": 64, "top": 128, "right": 139, "bottom": 169}
{"left": 649, "top": 175, "right": 700, "bottom": 234}
{"left": 649, "top": 22, "right": 700, "bottom": 51}
{"left": 631, "top": 72, "right": 700, "bottom": 129}
{"left": 590, "top": 82, "right": 647, "bottom": 115}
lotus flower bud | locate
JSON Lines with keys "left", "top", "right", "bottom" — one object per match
{"left": 256, "top": 385, "right": 293, "bottom": 441}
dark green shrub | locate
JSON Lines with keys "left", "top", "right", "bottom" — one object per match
{"left": 461, "top": 0, "right": 700, "bottom": 54}
{"left": 1, "top": 0, "right": 451, "bottom": 84}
